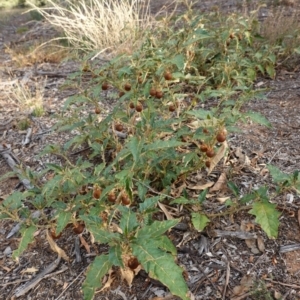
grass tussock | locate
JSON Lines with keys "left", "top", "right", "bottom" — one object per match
{"left": 27, "top": 0, "right": 155, "bottom": 56}
{"left": 5, "top": 40, "right": 70, "bottom": 66}
{"left": 6, "top": 79, "right": 45, "bottom": 117}
{"left": 260, "top": 6, "right": 300, "bottom": 55}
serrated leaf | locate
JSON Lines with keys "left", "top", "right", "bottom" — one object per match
{"left": 109, "top": 245, "right": 123, "bottom": 267}
{"left": 150, "top": 235, "right": 177, "bottom": 255}
{"left": 191, "top": 212, "right": 210, "bottom": 232}
{"left": 132, "top": 243, "right": 189, "bottom": 300}
{"left": 144, "top": 140, "right": 184, "bottom": 151}
{"left": 3, "top": 192, "right": 25, "bottom": 209}
{"left": 127, "top": 136, "right": 141, "bottom": 162}
{"left": 139, "top": 196, "right": 160, "bottom": 212}
{"left": 186, "top": 109, "right": 212, "bottom": 119}
{"left": 119, "top": 207, "right": 138, "bottom": 234}
{"left": 249, "top": 201, "right": 280, "bottom": 238}
{"left": 136, "top": 220, "right": 179, "bottom": 239}
{"left": 267, "top": 164, "right": 290, "bottom": 183}
{"left": 245, "top": 111, "right": 272, "bottom": 128}
{"left": 82, "top": 255, "right": 113, "bottom": 300}
{"left": 94, "top": 163, "right": 105, "bottom": 176}
{"left": 56, "top": 211, "right": 72, "bottom": 234}
{"left": 12, "top": 225, "right": 36, "bottom": 259}
{"left": 88, "top": 226, "right": 121, "bottom": 244}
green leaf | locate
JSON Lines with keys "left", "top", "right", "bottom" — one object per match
{"left": 168, "top": 54, "right": 185, "bottom": 70}
{"left": 267, "top": 164, "right": 290, "bottom": 183}
{"left": 228, "top": 182, "right": 239, "bottom": 197}
{"left": 150, "top": 235, "right": 177, "bottom": 255}
{"left": 170, "top": 197, "right": 190, "bottom": 205}
{"left": 245, "top": 111, "right": 272, "bottom": 128}
{"left": 139, "top": 196, "right": 160, "bottom": 212}
{"left": 127, "top": 136, "right": 141, "bottom": 162}
{"left": 249, "top": 201, "right": 280, "bottom": 238}
{"left": 144, "top": 140, "right": 184, "bottom": 151}
{"left": 132, "top": 242, "right": 189, "bottom": 300}
{"left": 109, "top": 245, "right": 123, "bottom": 267}
{"left": 119, "top": 207, "right": 139, "bottom": 234}
{"left": 266, "top": 64, "right": 275, "bottom": 79}
{"left": 191, "top": 212, "right": 210, "bottom": 232}
{"left": 88, "top": 226, "right": 121, "bottom": 244}
{"left": 136, "top": 220, "right": 179, "bottom": 239}
{"left": 82, "top": 255, "right": 113, "bottom": 300}
{"left": 186, "top": 109, "right": 212, "bottom": 119}
{"left": 12, "top": 225, "right": 36, "bottom": 259}
{"left": 198, "top": 189, "right": 208, "bottom": 203}
{"left": 3, "top": 192, "right": 25, "bottom": 210}
{"left": 56, "top": 211, "right": 72, "bottom": 234}
{"left": 94, "top": 163, "right": 106, "bottom": 176}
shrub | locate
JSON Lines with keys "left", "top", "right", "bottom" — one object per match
{"left": 2, "top": 5, "right": 300, "bottom": 300}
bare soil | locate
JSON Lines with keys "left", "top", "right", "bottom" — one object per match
{"left": 1, "top": 2, "right": 300, "bottom": 300}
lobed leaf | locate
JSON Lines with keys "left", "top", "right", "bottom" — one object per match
{"left": 12, "top": 225, "right": 36, "bottom": 260}
{"left": 82, "top": 255, "right": 113, "bottom": 300}
{"left": 132, "top": 242, "right": 189, "bottom": 300}
{"left": 249, "top": 201, "right": 280, "bottom": 238}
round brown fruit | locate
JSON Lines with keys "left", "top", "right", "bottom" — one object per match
{"left": 121, "top": 195, "right": 130, "bottom": 205}
{"left": 206, "top": 149, "right": 215, "bottom": 158}
{"left": 93, "top": 186, "right": 102, "bottom": 199}
{"left": 135, "top": 103, "right": 143, "bottom": 112}
{"left": 102, "top": 82, "right": 109, "bottom": 90}
{"left": 129, "top": 102, "right": 135, "bottom": 109}
{"left": 50, "top": 229, "right": 62, "bottom": 240}
{"left": 115, "top": 124, "right": 123, "bottom": 132}
{"left": 155, "top": 90, "right": 163, "bottom": 99}
{"left": 200, "top": 144, "right": 208, "bottom": 152}
{"left": 128, "top": 257, "right": 139, "bottom": 270}
{"left": 150, "top": 88, "right": 157, "bottom": 97}
{"left": 164, "top": 71, "right": 172, "bottom": 80}
{"left": 108, "top": 191, "right": 116, "bottom": 203}
{"left": 95, "top": 106, "right": 101, "bottom": 114}
{"left": 203, "top": 128, "right": 209, "bottom": 134}
{"left": 73, "top": 223, "right": 85, "bottom": 235}
{"left": 205, "top": 160, "right": 211, "bottom": 168}
{"left": 119, "top": 91, "right": 125, "bottom": 98}
{"left": 169, "top": 104, "right": 176, "bottom": 112}
{"left": 138, "top": 76, "right": 143, "bottom": 84}
{"left": 124, "top": 83, "right": 131, "bottom": 91}
{"left": 216, "top": 132, "right": 226, "bottom": 143}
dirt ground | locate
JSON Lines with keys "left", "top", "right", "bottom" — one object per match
{"left": 1, "top": 1, "right": 300, "bottom": 300}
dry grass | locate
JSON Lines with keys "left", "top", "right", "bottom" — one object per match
{"left": 27, "top": 0, "right": 155, "bottom": 57}
{"left": 260, "top": 6, "right": 300, "bottom": 55}
{"left": 5, "top": 40, "right": 70, "bottom": 67}
{"left": 6, "top": 79, "right": 46, "bottom": 117}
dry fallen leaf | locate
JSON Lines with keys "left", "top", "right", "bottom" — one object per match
{"left": 158, "top": 201, "right": 174, "bottom": 220}
{"left": 79, "top": 235, "right": 90, "bottom": 253}
{"left": 257, "top": 235, "right": 265, "bottom": 252}
{"left": 208, "top": 141, "right": 229, "bottom": 175}
{"left": 99, "top": 269, "right": 115, "bottom": 292}
{"left": 187, "top": 181, "right": 214, "bottom": 190}
{"left": 209, "top": 172, "right": 227, "bottom": 192}
{"left": 20, "top": 267, "right": 39, "bottom": 275}
{"left": 46, "top": 230, "right": 69, "bottom": 261}
{"left": 120, "top": 267, "right": 135, "bottom": 286}
{"left": 216, "top": 196, "right": 230, "bottom": 203}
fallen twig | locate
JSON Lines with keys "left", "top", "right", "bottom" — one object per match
{"left": 15, "top": 256, "right": 61, "bottom": 297}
